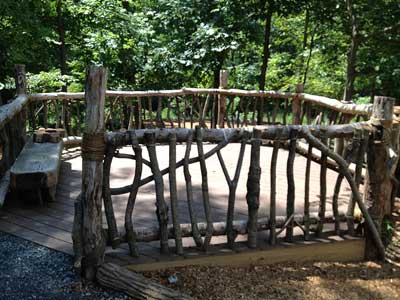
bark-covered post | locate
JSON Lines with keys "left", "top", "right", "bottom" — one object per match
{"left": 217, "top": 70, "right": 228, "bottom": 128}
{"left": 365, "top": 96, "right": 394, "bottom": 260}
{"left": 79, "top": 66, "right": 107, "bottom": 281}
{"left": 246, "top": 128, "right": 261, "bottom": 248}
{"left": 10, "top": 64, "right": 27, "bottom": 160}
{"left": 292, "top": 84, "right": 303, "bottom": 125}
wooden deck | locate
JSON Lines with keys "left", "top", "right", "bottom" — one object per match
{"left": 0, "top": 144, "right": 362, "bottom": 269}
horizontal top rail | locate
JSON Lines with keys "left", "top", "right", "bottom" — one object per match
{"left": 106, "top": 122, "right": 374, "bottom": 147}
{"left": 28, "top": 88, "right": 294, "bottom": 100}
{"left": 300, "top": 93, "right": 372, "bottom": 115}
{"left": 29, "top": 88, "right": 373, "bottom": 116}
{"left": 0, "top": 94, "right": 29, "bottom": 130}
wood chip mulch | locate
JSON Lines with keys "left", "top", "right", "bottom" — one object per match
{"left": 142, "top": 201, "right": 400, "bottom": 300}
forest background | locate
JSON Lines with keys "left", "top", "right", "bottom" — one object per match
{"left": 0, "top": 0, "right": 399, "bottom": 104}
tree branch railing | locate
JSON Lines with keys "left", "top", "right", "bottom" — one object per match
{"left": 26, "top": 87, "right": 373, "bottom": 138}
{"left": 0, "top": 66, "right": 395, "bottom": 284}
{"left": 0, "top": 65, "right": 27, "bottom": 206}
{"left": 89, "top": 123, "right": 386, "bottom": 265}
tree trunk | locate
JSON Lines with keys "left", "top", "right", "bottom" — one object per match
{"left": 57, "top": 0, "right": 67, "bottom": 92}
{"left": 259, "top": 1, "right": 273, "bottom": 91}
{"left": 343, "top": 0, "right": 359, "bottom": 102}
{"left": 303, "top": 24, "right": 317, "bottom": 86}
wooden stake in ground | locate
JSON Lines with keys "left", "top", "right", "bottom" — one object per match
{"left": 78, "top": 66, "right": 107, "bottom": 281}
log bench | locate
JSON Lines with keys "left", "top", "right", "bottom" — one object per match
{"left": 10, "top": 141, "right": 63, "bottom": 205}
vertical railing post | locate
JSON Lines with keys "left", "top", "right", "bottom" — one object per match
{"left": 10, "top": 64, "right": 27, "bottom": 160}
{"left": 79, "top": 66, "right": 107, "bottom": 281}
{"left": 292, "top": 84, "right": 303, "bottom": 125}
{"left": 364, "top": 96, "right": 394, "bottom": 260}
{"left": 217, "top": 69, "right": 228, "bottom": 128}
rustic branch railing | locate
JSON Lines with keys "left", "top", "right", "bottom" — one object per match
{"left": 97, "top": 124, "right": 385, "bottom": 258}
{"left": 0, "top": 65, "right": 27, "bottom": 206}
{"left": 1, "top": 65, "right": 397, "bottom": 285}
{"left": 27, "top": 84, "right": 373, "bottom": 136}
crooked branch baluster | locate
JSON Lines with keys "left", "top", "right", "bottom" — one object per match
{"left": 332, "top": 136, "right": 356, "bottom": 235}
{"left": 125, "top": 132, "right": 143, "bottom": 257}
{"left": 196, "top": 126, "right": 213, "bottom": 251}
{"left": 304, "top": 143, "right": 313, "bottom": 240}
{"left": 347, "top": 129, "right": 368, "bottom": 235}
{"left": 217, "top": 132, "right": 248, "bottom": 248}
{"left": 316, "top": 128, "right": 328, "bottom": 237}
{"left": 285, "top": 128, "right": 297, "bottom": 242}
{"left": 103, "top": 145, "right": 120, "bottom": 248}
{"left": 269, "top": 127, "right": 281, "bottom": 245}
{"left": 183, "top": 131, "right": 203, "bottom": 247}
{"left": 145, "top": 132, "right": 169, "bottom": 254}
{"left": 169, "top": 132, "right": 183, "bottom": 254}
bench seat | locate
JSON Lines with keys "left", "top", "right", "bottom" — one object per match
{"left": 10, "top": 142, "right": 63, "bottom": 204}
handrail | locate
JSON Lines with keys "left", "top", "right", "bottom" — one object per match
{"left": 0, "top": 94, "right": 29, "bottom": 130}
{"left": 28, "top": 88, "right": 294, "bottom": 100}
{"left": 28, "top": 89, "right": 372, "bottom": 116}
{"left": 106, "top": 123, "right": 373, "bottom": 147}
{"left": 301, "top": 93, "right": 372, "bottom": 115}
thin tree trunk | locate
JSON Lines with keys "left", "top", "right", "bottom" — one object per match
{"left": 303, "top": 24, "right": 318, "bottom": 86}
{"left": 343, "top": 0, "right": 359, "bottom": 102}
{"left": 56, "top": 0, "right": 67, "bottom": 92}
{"left": 259, "top": 1, "right": 273, "bottom": 91}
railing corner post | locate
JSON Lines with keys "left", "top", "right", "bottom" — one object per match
{"left": 11, "top": 64, "right": 27, "bottom": 159}
{"left": 79, "top": 65, "right": 107, "bottom": 281}
{"left": 217, "top": 69, "right": 228, "bottom": 128}
{"left": 292, "top": 84, "right": 303, "bottom": 125}
{"left": 364, "top": 95, "right": 395, "bottom": 260}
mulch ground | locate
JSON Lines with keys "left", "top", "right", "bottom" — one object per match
{"left": 142, "top": 201, "right": 400, "bottom": 300}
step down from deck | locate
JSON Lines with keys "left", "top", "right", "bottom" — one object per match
{"left": 10, "top": 142, "right": 63, "bottom": 205}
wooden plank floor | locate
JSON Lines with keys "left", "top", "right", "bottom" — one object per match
{"left": 0, "top": 144, "right": 356, "bottom": 267}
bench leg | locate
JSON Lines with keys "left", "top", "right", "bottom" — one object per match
{"left": 36, "top": 188, "right": 44, "bottom": 206}
{"left": 46, "top": 186, "right": 57, "bottom": 202}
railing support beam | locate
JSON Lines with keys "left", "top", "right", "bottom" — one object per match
{"left": 217, "top": 70, "right": 228, "bottom": 128}
{"left": 292, "top": 84, "right": 303, "bottom": 125}
{"left": 78, "top": 66, "right": 107, "bottom": 281}
{"left": 10, "top": 64, "right": 27, "bottom": 160}
{"left": 364, "top": 96, "right": 395, "bottom": 260}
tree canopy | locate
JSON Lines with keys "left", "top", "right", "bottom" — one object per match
{"left": 0, "top": 0, "right": 399, "bottom": 102}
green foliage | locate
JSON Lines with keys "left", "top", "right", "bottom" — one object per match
{"left": 27, "top": 69, "right": 74, "bottom": 93}
{"left": 0, "top": 0, "right": 398, "bottom": 101}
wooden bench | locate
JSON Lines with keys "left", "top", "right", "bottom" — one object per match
{"left": 10, "top": 142, "right": 63, "bottom": 205}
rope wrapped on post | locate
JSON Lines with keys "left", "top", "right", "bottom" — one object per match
{"left": 81, "top": 132, "right": 106, "bottom": 161}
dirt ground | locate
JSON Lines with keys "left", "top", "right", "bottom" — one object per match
{"left": 143, "top": 261, "right": 400, "bottom": 300}
{"left": 142, "top": 201, "right": 400, "bottom": 300}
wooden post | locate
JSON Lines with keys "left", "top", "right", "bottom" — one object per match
{"left": 246, "top": 128, "right": 261, "bottom": 248}
{"left": 365, "top": 96, "right": 394, "bottom": 260}
{"left": 292, "top": 84, "right": 303, "bottom": 125}
{"left": 10, "top": 64, "right": 27, "bottom": 160}
{"left": 217, "top": 70, "right": 228, "bottom": 128}
{"left": 79, "top": 66, "right": 107, "bottom": 281}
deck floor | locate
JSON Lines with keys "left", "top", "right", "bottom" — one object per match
{"left": 0, "top": 144, "right": 354, "bottom": 266}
